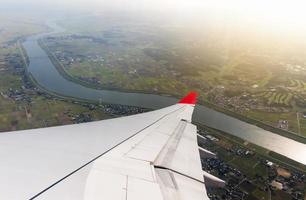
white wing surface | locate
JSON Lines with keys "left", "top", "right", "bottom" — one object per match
{"left": 0, "top": 92, "right": 211, "bottom": 200}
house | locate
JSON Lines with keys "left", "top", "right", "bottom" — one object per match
{"left": 266, "top": 160, "right": 274, "bottom": 167}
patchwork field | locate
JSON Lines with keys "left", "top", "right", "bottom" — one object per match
{"left": 256, "top": 91, "right": 294, "bottom": 106}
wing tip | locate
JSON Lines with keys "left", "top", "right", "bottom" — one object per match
{"left": 178, "top": 91, "right": 198, "bottom": 105}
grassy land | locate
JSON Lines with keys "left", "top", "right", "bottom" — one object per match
{"left": 245, "top": 110, "right": 303, "bottom": 135}
{"left": 245, "top": 109, "right": 306, "bottom": 138}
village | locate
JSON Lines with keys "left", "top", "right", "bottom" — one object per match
{"left": 197, "top": 126, "right": 306, "bottom": 200}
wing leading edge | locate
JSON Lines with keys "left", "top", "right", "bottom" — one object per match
{"left": 0, "top": 92, "right": 213, "bottom": 199}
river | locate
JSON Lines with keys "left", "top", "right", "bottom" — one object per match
{"left": 22, "top": 21, "right": 306, "bottom": 165}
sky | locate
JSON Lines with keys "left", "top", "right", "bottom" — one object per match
{"left": 2, "top": 0, "right": 306, "bottom": 34}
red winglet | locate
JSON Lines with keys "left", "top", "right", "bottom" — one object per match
{"left": 178, "top": 91, "right": 198, "bottom": 105}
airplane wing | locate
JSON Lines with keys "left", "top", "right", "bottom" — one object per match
{"left": 0, "top": 92, "right": 220, "bottom": 200}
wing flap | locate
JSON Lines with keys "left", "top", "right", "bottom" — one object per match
{"left": 154, "top": 121, "right": 203, "bottom": 182}
{"left": 155, "top": 168, "right": 209, "bottom": 200}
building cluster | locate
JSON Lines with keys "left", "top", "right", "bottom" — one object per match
{"left": 207, "top": 85, "right": 294, "bottom": 114}
{"left": 208, "top": 86, "right": 268, "bottom": 114}
{"left": 61, "top": 101, "right": 149, "bottom": 124}
{"left": 202, "top": 157, "right": 246, "bottom": 200}
{"left": 45, "top": 35, "right": 106, "bottom": 67}
{"left": 3, "top": 88, "right": 32, "bottom": 102}
{"left": 264, "top": 160, "right": 305, "bottom": 199}
{"left": 0, "top": 51, "right": 37, "bottom": 103}
{"left": 98, "top": 104, "right": 149, "bottom": 116}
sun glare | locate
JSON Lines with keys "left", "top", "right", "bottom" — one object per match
{"left": 199, "top": 0, "right": 306, "bottom": 31}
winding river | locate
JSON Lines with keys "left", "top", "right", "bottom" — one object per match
{"left": 22, "top": 21, "right": 306, "bottom": 165}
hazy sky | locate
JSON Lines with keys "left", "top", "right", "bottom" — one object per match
{"left": 3, "top": 0, "right": 306, "bottom": 33}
